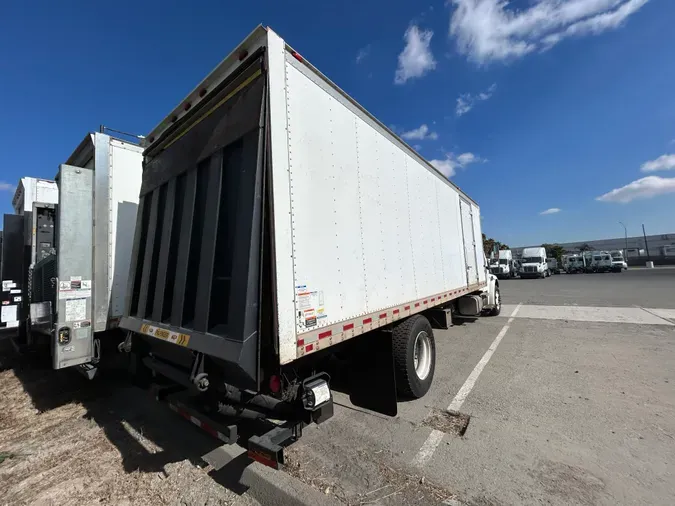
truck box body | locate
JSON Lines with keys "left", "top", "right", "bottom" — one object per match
{"left": 1, "top": 215, "right": 25, "bottom": 333}
{"left": 28, "top": 133, "right": 143, "bottom": 369}
{"left": 121, "top": 26, "right": 487, "bottom": 393}
{"left": 12, "top": 178, "right": 59, "bottom": 215}
{"left": 1, "top": 179, "right": 59, "bottom": 336}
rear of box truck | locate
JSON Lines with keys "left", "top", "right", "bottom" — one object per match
{"left": 118, "top": 26, "right": 494, "bottom": 467}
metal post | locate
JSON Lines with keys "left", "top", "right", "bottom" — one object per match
{"left": 642, "top": 224, "right": 651, "bottom": 261}
{"left": 619, "top": 222, "right": 628, "bottom": 256}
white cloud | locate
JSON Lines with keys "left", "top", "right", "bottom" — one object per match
{"left": 449, "top": 0, "right": 649, "bottom": 64}
{"left": 401, "top": 124, "right": 439, "bottom": 141}
{"left": 430, "top": 159, "right": 458, "bottom": 178}
{"left": 430, "top": 151, "right": 483, "bottom": 178}
{"left": 596, "top": 176, "right": 675, "bottom": 203}
{"left": 456, "top": 83, "right": 497, "bottom": 116}
{"left": 395, "top": 25, "right": 437, "bottom": 84}
{"left": 540, "top": 207, "right": 561, "bottom": 215}
{"left": 356, "top": 45, "right": 371, "bottom": 64}
{"left": 0, "top": 181, "right": 14, "bottom": 192}
{"left": 640, "top": 154, "right": 675, "bottom": 172}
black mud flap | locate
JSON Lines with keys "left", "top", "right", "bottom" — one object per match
{"left": 349, "top": 330, "right": 398, "bottom": 417}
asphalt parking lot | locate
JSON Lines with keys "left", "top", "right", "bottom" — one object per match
{"left": 289, "top": 268, "right": 675, "bottom": 505}
{"left": 2, "top": 268, "right": 673, "bottom": 505}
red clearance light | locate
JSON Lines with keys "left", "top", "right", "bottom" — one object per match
{"left": 170, "top": 115, "right": 178, "bottom": 123}
{"left": 269, "top": 375, "right": 281, "bottom": 394}
{"left": 291, "top": 51, "right": 303, "bottom": 62}
{"left": 199, "top": 88, "right": 207, "bottom": 98}
{"left": 238, "top": 49, "right": 249, "bottom": 61}
{"left": 184, "top": 102, "right": 192, "bottom": 111}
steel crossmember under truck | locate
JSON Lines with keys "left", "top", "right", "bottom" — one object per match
{"left": 119, "top": 26, "right": 500, "bottom": 468}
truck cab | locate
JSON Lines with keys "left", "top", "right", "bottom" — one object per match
{"left": 520, "top": 247, "right": 549, "bottom": 278}
{"left": 495, "top": 249, "right": 515, "bottom": 279}
{"left": 610, "top": 251, "right": 627, "bottom": 272}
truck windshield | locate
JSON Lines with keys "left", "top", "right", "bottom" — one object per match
{"left": 499, "top": 259, "right": 508, "bottom": 264}
{"left": 522, "top": 257, "right": 542, "bottom": 263}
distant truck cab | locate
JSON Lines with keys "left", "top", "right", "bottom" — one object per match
{"left": 610, "top": 251, "right": 627, "bottom": 272}
{"left": 491, "top": 249, "right": 516, "bottom": 279}
{"left": 520, "top": 247, "right": 549, "bottom": 278}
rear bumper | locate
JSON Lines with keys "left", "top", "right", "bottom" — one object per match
{"left": 120, "top": 315, "right": 259, "bottom": 391}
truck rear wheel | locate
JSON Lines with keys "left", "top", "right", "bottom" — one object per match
{"left": 392, "top": 315, "right": 435, "bottom": 399}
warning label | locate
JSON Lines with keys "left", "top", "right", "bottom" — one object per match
{"left": 295, "top": 285, "right": 326, "bottom": 329}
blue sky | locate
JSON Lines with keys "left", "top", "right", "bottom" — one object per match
{"left": 0, "top": 0, "right": 673, "bottom": 246}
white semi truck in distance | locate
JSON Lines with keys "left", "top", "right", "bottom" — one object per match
{"left": 490, "top": 249, "right": 516, "bottom": 278}
{"left": 520, "top": 246, "right": 549, "bottom": 278}
{"left": 116, "top": 25, "right": 501, "bottom": 468}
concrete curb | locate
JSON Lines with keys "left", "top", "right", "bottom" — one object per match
{"left": 203, "top": 444, "right": 341, "bottom": 506}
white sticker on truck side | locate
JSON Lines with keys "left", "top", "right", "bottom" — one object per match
{"left": 295, "top": 285, "right": 326, "bottom": 329}
{"left": 1, "top": 305, "right": 17, "bottom": 323}
{"left": 65, "top": 298, "right": 87, "bottom": 321}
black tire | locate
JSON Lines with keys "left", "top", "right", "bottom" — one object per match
{"left": 392, "top": 315, "right": 435, "bottom": 399}
{"left": 487, "top": 286, "right": 501, "bottom": 316}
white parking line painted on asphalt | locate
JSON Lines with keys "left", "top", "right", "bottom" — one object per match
{"left": 500, "top": 304, "right": 674, "bottom": 326}
{"left": 643, "top": 308, "right": 675, "bottom": 323}
{"left": 411, "top": 428, "right": 445, "bottom": 467}
{"left": 447, "top": 303, "right": 522, "bottom": 412}
{"left": 411, "top": 303, "right": 522, "bottom": 468}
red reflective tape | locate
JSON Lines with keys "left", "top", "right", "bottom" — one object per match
{"left": 405, "top": 306, "right": 411, "bottom": 310}
{"left": 393, "top": 309, "right": 400, "bottom": 314}
{"left": 318, "top": 330, "right": 332, "bottom": 339}
{"left": 177, "top": 408, "right": 191, "bottom": 421}
{"left": 297, "top": 339, "right": 304, "bottom": 347}
{"left": 414, "top": 303, "right": 420, "bottom": 308}
{"left": 248, "top": 449, "right": 280, "bottom": 469}
{"left": 343, "top": 323, "right": 354, "bottom": 331}
{"left": 363, "top": 317, "right": 372, "bottom": 324}
{"left": 379, "top": 313, "right": 387, "bottom": 319}
{"left": 201, "top": 423, "right": 219, "bottom": 439}
{"left": 306, "top": 343, "right": 314, "bottom": 352}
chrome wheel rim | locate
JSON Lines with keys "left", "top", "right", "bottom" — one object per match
{"left": 495, "top": 289, "right": 501, "bottom": 310}
{"left": 413, "top": 331, "right": 432, "bottom": 380}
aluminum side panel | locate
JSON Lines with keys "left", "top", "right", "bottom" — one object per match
{"left": 284, "top": 62, "right": 367, "bottom": 327}
{"left": 437, "top": 187, "right": 466, "bottom": 290}
{"left": 93, "top": 133, "right": 111, "bottom": 331}
{"left": 267, "top": 30, "right": 298, "bottom": 364}
{"left": 471, "top": 202, "right": 486, "bottom": 284}
{"left": 109, "top": 139, "right": 143, "bottom": 319}
{"left": 55, "top": 165, "right": 94, "bottom": 369}
{"left": 459, "top": 199, "right": 479, "bottom": 286}
{"left": 284, "top": 54, "right": 474, "bottom": 337}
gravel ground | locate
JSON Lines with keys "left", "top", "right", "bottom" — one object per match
{"left": 0, "top": 346, "right": 259, "bottom": 506}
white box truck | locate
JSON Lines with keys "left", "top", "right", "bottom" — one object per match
{"left": 21, "top": 131, "right": 143, "bottom": 375}
{"left": 520, "top": 246, "right": 549, "bottom": 278}
{"left": 118, "top": 26, "right": 500, "bottom": 467}
{"left": 1, "top": 178, "right": 59, "bottom": 337}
